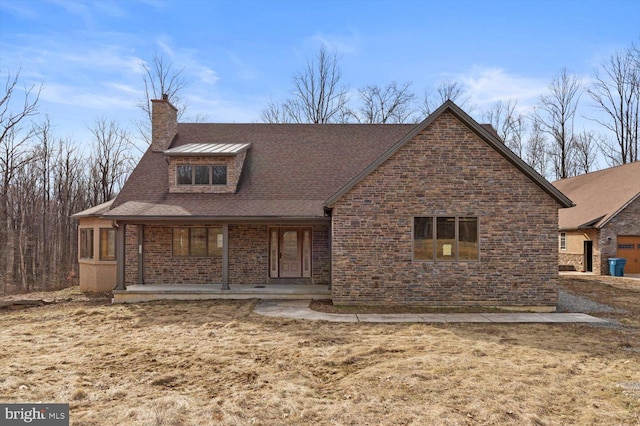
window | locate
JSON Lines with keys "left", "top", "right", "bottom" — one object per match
{"left": 560, "top": 232, "right": 566, "bottom": 250}
{"left": 99, "top": 228, "right": 116, "bottom": 261}
{"left": 176, "top": 165, "right": 227, "bottom": 186}
{"left": 172, "top": 227, "right": 223, "bottom": 257}
{"left": 414, "top": 217, "right": 478, "bottom": 261}
{"left": 212, "top": 165, "right": 227, "bottom": 185}
{"left": 80, "top": 229, "right": 94, "bottom": 259}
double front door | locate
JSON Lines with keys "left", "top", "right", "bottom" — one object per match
{"left": 269, "top": 228, "right": 312, "bottom": 278}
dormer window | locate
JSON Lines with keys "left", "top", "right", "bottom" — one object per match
{"left": 165, "top": 143, "right": 250, "bottom": 194}
{"left": 177, "top": 165, "right": 228, "bottom": 186}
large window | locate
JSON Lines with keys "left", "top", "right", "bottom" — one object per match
{"left": 80, "top": 229, "right": 94, "bottom": 259}
{"left": 99, "top": 228, "right": 116, "bottom": 261}
{"left": 172, "top": 227, "right": 223, "bottom": 257}
{"left": 177, "top": 165, "right": 227, "bottom": 186}
{"left": 414, "top": 217, "right": 478, "bottom": 261}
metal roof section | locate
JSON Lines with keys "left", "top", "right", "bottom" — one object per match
{"left": 164, "top": 143, "right": 251, "bottom": 156}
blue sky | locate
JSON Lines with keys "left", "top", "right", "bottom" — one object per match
{"left": 0, "top": 0, "right": 638, "bottom": 150}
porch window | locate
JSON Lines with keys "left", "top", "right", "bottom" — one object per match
{"left": 176, "top": 165, "right": 227, "bottom": 186}
{"left": 414, "top": 217, "right": 478, "bottom": 261}
{"left": 99, "top": 228, "right": 116, "bottom": 261}
{"left": 560, "top": 232, "right": 566, "bottom": 250}
{"left": 80, "top": 229, "right": 94, "bottom": 259}
{"left": 172, "top": 227, "right": 223, "bottom": 257}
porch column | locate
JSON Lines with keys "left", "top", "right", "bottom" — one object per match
{"left": 137, "top": 225, "right": 144, "bottom": 285}
{"left": 115, "top": 222, "right": 126, "bottom": 290}
{"left": 222, "top": 224, "right": 229, "bottom": 290}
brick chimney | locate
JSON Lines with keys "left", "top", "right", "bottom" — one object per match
{"left": 151, "top": 94, "right": 178, "bottom": 151}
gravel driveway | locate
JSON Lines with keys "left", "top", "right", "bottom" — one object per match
{"left": 557, "top": 290, "right": 624, "bottom": 313}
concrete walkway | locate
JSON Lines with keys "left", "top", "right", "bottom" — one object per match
{"left": 255, "top": 300, "right": 609, "bottom": 323}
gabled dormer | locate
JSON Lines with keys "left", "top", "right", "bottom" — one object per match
{"left": 164, "top": 143, "right": 250, "bottom": 194}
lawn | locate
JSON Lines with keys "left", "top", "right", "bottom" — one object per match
{"left": 1, "top": 276, "right": 639, "bottom": 425}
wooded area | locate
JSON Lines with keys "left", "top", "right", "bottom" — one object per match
{"left": 1, "top": 42, "right": 638, "bottom": 295}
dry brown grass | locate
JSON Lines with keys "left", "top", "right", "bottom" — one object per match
{"left": 1, "top": 277, "right": 639, "bottom": 425}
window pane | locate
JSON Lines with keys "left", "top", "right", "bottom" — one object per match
{"left": 99, "top": 228, "right": 116, "bottom": 261}
{"left": 414, "top": 217, "right": 434, "bottom": 260}
{"left": 458, "top": 217, "right": 478, "bottom": 261}
{"left": 436, "top": 217, "right": 455, "bottom": 261}
{"left": 194, "top": 165, "right": 210, "bottom": 185}
{"left": 212, "top": 165, "right": 227, "bottom": 185}
{"left": 173, "top": 228, "right": 189, "bottom": 256}
{"left": 207, "top": 227, "right": 223, "bottom": 256}
{"left": 80, "top": 229, "right": 94, "bottom": 259}
{"left": 191, "top": 228, "right": 207, "bottom": 256}
{"left": 177, "top": 165, "right": 192, "bottom": 185}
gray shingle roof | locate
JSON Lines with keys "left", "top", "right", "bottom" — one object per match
{"left": 104, "top": 101, "right": 572, "bottom": 220}
{"left": 552, "top": 161, "right": 640, "bottom": 230}
{"left": 106, "top": 124, "right": 413, "bottom": 218}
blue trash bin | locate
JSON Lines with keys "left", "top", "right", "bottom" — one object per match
{"left": 616, "top": 258, "right": 627, "bottom": 277}
{"left": 608, "top": 258, "right": 619, "bottom": 276}
{"left": 608, "top": 258, "right": 627, "bottom": 276}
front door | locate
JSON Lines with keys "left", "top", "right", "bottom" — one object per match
{"left": 269, "top": 227, "right": 312, "bottom": 278}
{"left": 584, "top": 241, "right": 593, "bottom": 272}
{"left": 279, "top": 229, "right": 301, "bottom": 277}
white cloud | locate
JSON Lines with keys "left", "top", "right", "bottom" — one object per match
{"left": 310, "top": 30, "right": 360, "bottom": 55}
{"left": 457, "top": 66, "right": 549, "bottom": 110}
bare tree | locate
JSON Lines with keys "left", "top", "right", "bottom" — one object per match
{"left": 261, "top": 47, "right": 350, "bottom": 123}
{"left": 482, "top": 99, "right": 526, "bottom": 156}
{"left": 573, "top": 130, "right": 599, "bottom": 174}
{"left": 0, "top": 70, "right": 41, "bottom": 294}
{"left": 535, "top": 68, "right": 582, "bottom": 180}
{"left": 587, "top": 43, "right": 639, "bottom": 164}
{"left": 88, "top": 118, "right": 134, "bottom": 205}
{"left": 136, "top": 52, "right": 189, "bottom": 145}
{"left": 525, "top": 117, "right": 549, "bottom": 179}
{"left": 421, "top": 80, "right": 471, "bottom": 116}
{"left": 353, "top": 81, "right": 417, "bottom": 124}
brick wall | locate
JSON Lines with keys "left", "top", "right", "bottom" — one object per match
{"left": 151, "top": 98, "right": 177, "bottom": 152}
{"left": 124, "top": 223, "right": 330, "bottom": 286}
{"left": 124, "top": 224, "right": 138, "bottom": 286}
{"left": 598, "top": 196, "right": 640, "bottom": 274}
{"left": 331, "top": 111, "right": 560, "bottom": 308}
{"left": 228, "top": 224, "right": 268, "bottom": 285}
{"left": 125, "top": 224, "right": 223, "bottom": 285}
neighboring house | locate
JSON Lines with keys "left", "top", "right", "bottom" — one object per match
{"left": 77, "top": 97, "right": 573, "bottom": 310}
{"left": 553, "top": 162, "right": 640, "bottom": 275}
{"left": 71, "top": 200, "right": 117, "bottom": 292}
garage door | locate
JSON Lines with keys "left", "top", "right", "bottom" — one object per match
{"left": 617, "top": 235, "right": 640, "bottom": 274}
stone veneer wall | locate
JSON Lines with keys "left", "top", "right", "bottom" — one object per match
{"left": 331, "top": 111, "right": 560, "bottom": 307}
{"left": 598, "top": 196, "right": 640, "bottom": 274}
{"left": 124, "top": 222, "right": 330, "bottom": 286}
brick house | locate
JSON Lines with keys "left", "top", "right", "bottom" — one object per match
{"left": 90, "top": 97, "right": 572, "bottom": 310}
{"left": 553, "top": 162, "right": 640, "bottom": 275}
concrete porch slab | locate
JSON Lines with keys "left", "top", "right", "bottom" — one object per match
{"left": 113, "top": 284, "right": 331, "bottom": 303}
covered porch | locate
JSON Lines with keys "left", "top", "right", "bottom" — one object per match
{"left": 113, "top": 283, "right": 331, "bottom": 303}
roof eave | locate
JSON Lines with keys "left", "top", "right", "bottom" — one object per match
{"left": 100, "top": 215, "right": 330, "bottom": 223}
{"left": 597, "top": 191, "right": 640, "bottom": 229}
